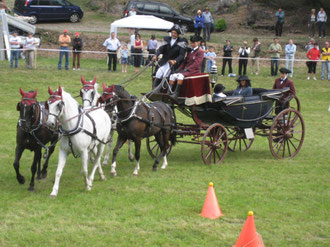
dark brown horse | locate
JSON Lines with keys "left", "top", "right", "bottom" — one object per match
{"left": 98, "top": 84, "right": 176, "bottom": 176}
{"left": 14, "top": 88, "right": 57, "bottom": 191}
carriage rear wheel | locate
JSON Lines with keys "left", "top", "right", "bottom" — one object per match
{"left": 146, "top": 137, "right": 172, "bottom": 159}
{"left": 226, "top": 127, "right": 254, "bottom": 152}
{"left": 201, "top": 123, "right": 228, "bottom": 165}
{"left": 269, "top": 108, "right": 305, "bottom": 159}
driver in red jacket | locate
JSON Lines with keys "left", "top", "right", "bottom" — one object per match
{"left": 168, "top": 35, "right": 204, "bottom": 99}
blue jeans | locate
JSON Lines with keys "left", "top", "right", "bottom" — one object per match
{"left": 10, "top": 50, "right": 20, "bottom": 68}
{"left": 58, "top": 46, "right": 69, "bottom": 69}
{"left": 285, "top": 54, "right": 294, "bottom": 77}
{"left": 207, "top": 59, "right": 214, "bottom": 72}
{"left": 271, "top": 57, "right": 279, "bottom": 76}
{"left": 321, "top": 61, "right": 330, "bottom": 80}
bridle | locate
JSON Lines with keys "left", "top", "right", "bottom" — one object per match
{"left": 18, "top": 97, "right": 40, "bottom": 132}
{"left": 46, "top": 95, "right": 64, "bottom": 121}
{"left": 81, "top": 84, "right": 96, "bottom": 107}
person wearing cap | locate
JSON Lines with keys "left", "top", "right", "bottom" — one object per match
{"left": 151, "top": 24, "right": 187, "bottom": 92}
{"left": 103, "top": 32, "right": 121, "bottom": 72}
{"left": 273, "top": 68, "right": 296, "bottom": 114}
{"left": 58, "top": 29, "right": 71, "bottom": 70}
{"left": 321, "top": 41, "right": 330, "bottom": 81}
{"left": 202, "top": 7, "right": 213, "bottom": 42}
{"left": 232, "top": 75, "right": 253, "bottom": 97}
{"left": 23, "top": 32, "right": 38, "bottom": 69}
{"left": 167, "top": 35, "right": 204, "bottom": 99}
{"left": 213, "top": 83, "right": 226, "bottom": 101}
{"left": 9, "top": 31, "right": 21, "bottom": 69}
{"left": 194, "top": 10, "right": 204, "bottom": 37}
{"left": 72, "top": 32, "right": 83, "bottom": 71}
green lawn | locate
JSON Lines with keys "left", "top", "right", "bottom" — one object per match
{"left": 0, "top": 56, "right": 329, "bottom": 246}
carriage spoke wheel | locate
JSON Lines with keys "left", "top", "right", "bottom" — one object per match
{"left": 201, "top": 123, "right": 228, "bottom": 165}
{"left": 146, "top": 137, "right": 172, "bottom": 159}
{"left": 226, "top": 127, "right": 254, "bottom": 152}
{"left": 269, "top": 108, "right": 305, "bottom": 159}
{"left": 289, "top": 95, "right": 301, "bottom": 112}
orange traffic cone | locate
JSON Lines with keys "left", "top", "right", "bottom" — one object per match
{"left": 233, "top": 211, "right": 264, "bottom": 247}
{"left": 200, "top": 182, "right": 223, "bottom": 219}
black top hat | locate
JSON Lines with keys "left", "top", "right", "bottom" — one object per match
{"left": 169, "top": 24, "right": 182, "bottom": 35}
{"left": 214, "top": 83, "right": 226, "bottom": 93}
{"left": 279, "top": 68, "right": 291, "bottom": 74}
{"left": 236, "top": 75, "right": 251, "bottom": 83}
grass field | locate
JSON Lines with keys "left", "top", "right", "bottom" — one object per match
{"left": 0, "top": 54, "right": 329, "bottom": 247}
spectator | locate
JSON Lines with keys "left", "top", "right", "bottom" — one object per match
{"left": 233, "top": 75, "right": 253, "bottom": 97}
{"left": 72, "top": 32, "right": 83, "bottom": 71}
{"left": 285, "top": 39, "right": 296, "bottom": 77}
{"left": 238, "top": 41, "right": 250, "bottom": 76}
{"left": 23, "top": 32, "right": 37, "bottom": 69}
{"left": 129, "top": 7, "right": 137, "bottom": 16}
{"left": 103, "top": 32, "right": 121, "bottom": 72}
{"left": 9, "top": 30, "right": 21, "bottom": 69}
{"left": 129, "top": 29, "right": 136, "bottom": 65}
{"left": 308, "top": 9, "right": 317, "bottom": 38}
{"left": 275, "top": 7, "right": 285, "bottom": 36}
{"left": 121, "top": 44, "right": 129, "bottom": 73}
{"left": 213, "top": 83, "right": 226, "bottom": 101}
{"left": 221, "top": 40, "right": 233, "bottom": 76}
{"left": 317, "top": 8, "right": 327, "bottom": 38}
{"left": 200, "top": 40, "right": 208, "bottom": 73}
{"left": 205, "top": 46, "right": 216, "bottom": 73}
{"left": 306, "top": 42, "right": 320, "bottom": 80}
{"left": 0, "top": 0, "right": 11, "bottom": 13}
{"left": 194, "top": 10, "right": 204, "bottom": 37}
{"left": 268, "top": 37, "right": 282, "bottom": 76}
{"left": 147, "top": 35, "right": 157, "bottom": 64}
{"left": 202, "top": 7, "right": 213, "bottom": 41}
{"left": 58, "top": 29, "right": 71, "bottom": 70}
{"left": 321, "top": 41, "right": 330, "bottom": 81}
{"left": 251, "top": 38, "right": 261, "bottom": 75}
{"left": 133, "top": 33, "right": 143, "bottom": 73}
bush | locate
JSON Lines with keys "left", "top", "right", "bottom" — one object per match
{"left": 214, "top": 18, "right": 227, "bottom": 32}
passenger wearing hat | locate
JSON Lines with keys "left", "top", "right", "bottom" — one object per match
{"left": 213, "top": 83, "right": 227, "bottom": 101}
{"left": 23, "top": 32, "right": 38, "bottom": 69}
{"left": 152, "top": 24, "right": 187, "bottom": 92}
{"left": 9, "top": 30, "right": 21, "bottom": 69}
{"left": 167, "top": 35, "right": 204, "bottom": 99}
{"left": 273, "top": 67, "right": 296, "bottom": 114}
{"left": 58, "top": 29, "right": 71, "bottom": 70}
{"left": 72, "top": 32, "right": 83, "bottom": 70}
{"left": 232, "top": 75, "right": 253, "bottom": 97}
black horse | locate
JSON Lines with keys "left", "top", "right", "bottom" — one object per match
{"left": 98, "top": 84, "right": 176, "bottom": 176}
{"left": 14, "top": 88, "right": 58, "bottom": 191}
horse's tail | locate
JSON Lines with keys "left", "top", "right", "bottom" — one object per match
{"left": 169, "top": 107, "right": 177, "bottom": 146}
{"left": 170, "top": 128, "right": 176, "bottom": 146}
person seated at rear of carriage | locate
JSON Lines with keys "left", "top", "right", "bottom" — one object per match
{"left": 167, "top": 35, "right": 204, "bottom": 99}
{"left": 273, "top": 67, "right": 296, "bottom": 114}
{"left": 232, "top": 75, "right": 253, "bottom": 97}
{"left": 213, "top": 83, "right": 227, "bottom": 101}
{"left": 151, "top": 25, "right": 187, "bottom": 93}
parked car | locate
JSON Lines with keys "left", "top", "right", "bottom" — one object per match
{"left": 13, "top": 0, "right": 83, "bottom": 25}
{"left": 123, "top": 0, "right": 194, "bottom": 33}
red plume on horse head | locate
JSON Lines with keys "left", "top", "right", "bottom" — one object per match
{"left": 91, "top": 78, "right": 96, "bottom": 85}
{"left": 19, "top": 88, "right": 26, "bottom": 97}
{"left": 81, "top": 76, "right": 87, "bottom": 85}
{"left": 102, "top": 82, "right": 107, "bottom": 91}
{"left": 48, "top": 86, "right": 54, "bottom": 95}
{"left": 58, "top": 86, "right": 62, "bottom": 96}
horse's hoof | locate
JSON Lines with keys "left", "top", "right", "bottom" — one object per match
{"left": 110, "top": 172, "right": 117, "bottom": 177}
{"left": 28, "top": 186, "right": 34, "bottom": 191}
{"left": 36, "top": 175, "right": 41, "bottom": 180}
{"left": 17, "top": 176, "right": 25, "bottom": 184}
{"left": 102, "top": 161, "right": 108, "bottom": 166}
{"left": 86, "top": 186, "right": 92, "bottom": 191}
{"left": 100, "top": 175, "right": 107, "bottom": 181}
{"left": 152, "top": 167, "right": 158, "bottom": 171}
{"left": 161, "top": 165, "right": 167, "bottom": 170}
{"left": 41, "top": 171, "right": 48, "bottom": 179}
{"left": 128, "top": 156, "right": 135, "bottom": 162}
{"left": 132, "top": 172, "right": 138, "bottom": 176}
{"left": 49, "top": 193, "right": 57, "bottom": 198}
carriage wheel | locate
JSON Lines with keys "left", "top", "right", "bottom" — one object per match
{"left": 226, "top": 127, "right": 254, "bottom": 152}
{"left": 201, "top": 123, "right": 228, "bottom": 165}
{"left": 289, "top": 95, "right": 301, "bottom": 112}
{"left": 269, "top": 108, "right": 305, "bottom": 159}
{"left": 146, "top": 137, "right": 172, "bottom": 159}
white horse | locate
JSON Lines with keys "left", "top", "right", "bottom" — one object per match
{"left": 46, "top": 86, "right": 111, "bottom": 197}
{"left": 80, "top": 76, "right": 134, "bottom": 166}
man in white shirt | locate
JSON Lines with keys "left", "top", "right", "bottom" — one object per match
{"left": 24, "top": 32, "right": 37, "bottom": 69}
{"left": 9, "top": 30, "right": 21, "bottom": 68}
{"left": 317, "top": 8, "right": 327, "bottom": 38}
{"left": 103, "top": 32, "right": 121, "bottom": 72}
{"left": 285, "top": 39, "right": 296, "bottom": 77}
{"left": 129, "top": 7, "right": 136, "bottom": 16}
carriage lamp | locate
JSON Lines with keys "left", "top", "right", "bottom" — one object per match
{"left": 209, "top": 64, "right": 218, "bottom": 88}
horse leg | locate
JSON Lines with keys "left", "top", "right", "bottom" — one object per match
{"left": 81, "top": 149, "right": 92, "bottom": 191}
{"left": 161, "top": 131, "right": 170, "bottom": 169}
{"left": 89, "top": 143, "right": 106, "bottom": 184}
{"left": 50, "top": 148, "right": 68, "bottom": 197}
{"left": 13, "top": 146, "right": 25, "bottom": 184}
{"left": 132, "top": 138, "right": 141, "bottom": 176}
{"left": 152, "top": 133, "right": 164, "bottom": 171}
{"left": 111, "top": 135, "right": 127, "bottom": 177}
{"left": 40, "top": 143, "right": 56, "bottom": 179}
{"left": 36, "top": 152, "right": 41, "bottom": 180}
{"left": 28, "top": 148, "right": 41, "bottom": 191}
{"left": 102, "top": 129, "right": 114, "bottom": 166}
{"left": 128, "top": 140, "right": 135, "bottom": 161}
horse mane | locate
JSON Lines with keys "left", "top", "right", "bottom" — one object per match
{"left": 114, "top": 85, "right": 131, "bottom": 99}
{"left": 62, "top": 88, "right": 79, "bottom": 108}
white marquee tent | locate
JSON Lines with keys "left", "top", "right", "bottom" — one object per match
{"left": 110, "top": 15, "right": 174, "bottom": 35}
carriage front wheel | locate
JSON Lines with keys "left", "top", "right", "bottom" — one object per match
{"left": 201, "top": 123, "right": 228, "bottom": 165}
{"left": 269, "top": 108, "right": 305, "bottom": 159}
{"left": 146, "top": 137, "right": 172, "bottom": 159}
{"left": 226, "top": 127, "right": 254, "bottom": 152}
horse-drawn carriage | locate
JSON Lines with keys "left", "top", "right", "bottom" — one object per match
{"left": 146, "top": 73, "right": 304, "bottom": 165}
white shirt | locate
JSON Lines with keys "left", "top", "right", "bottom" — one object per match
{"left": 10, "top": 36, "right": 21, "bottom": 49}
{"left": 103, "top": 37, "right": 121, "bottom": 51}
{"left": 130, "top": 34, "right": 135, "bottom": 47}
{"left": 25, "top": 37, "right": 36, "bottom": 50}
{"left": 170, "top": 38, "right": 177, "bottom": 47}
